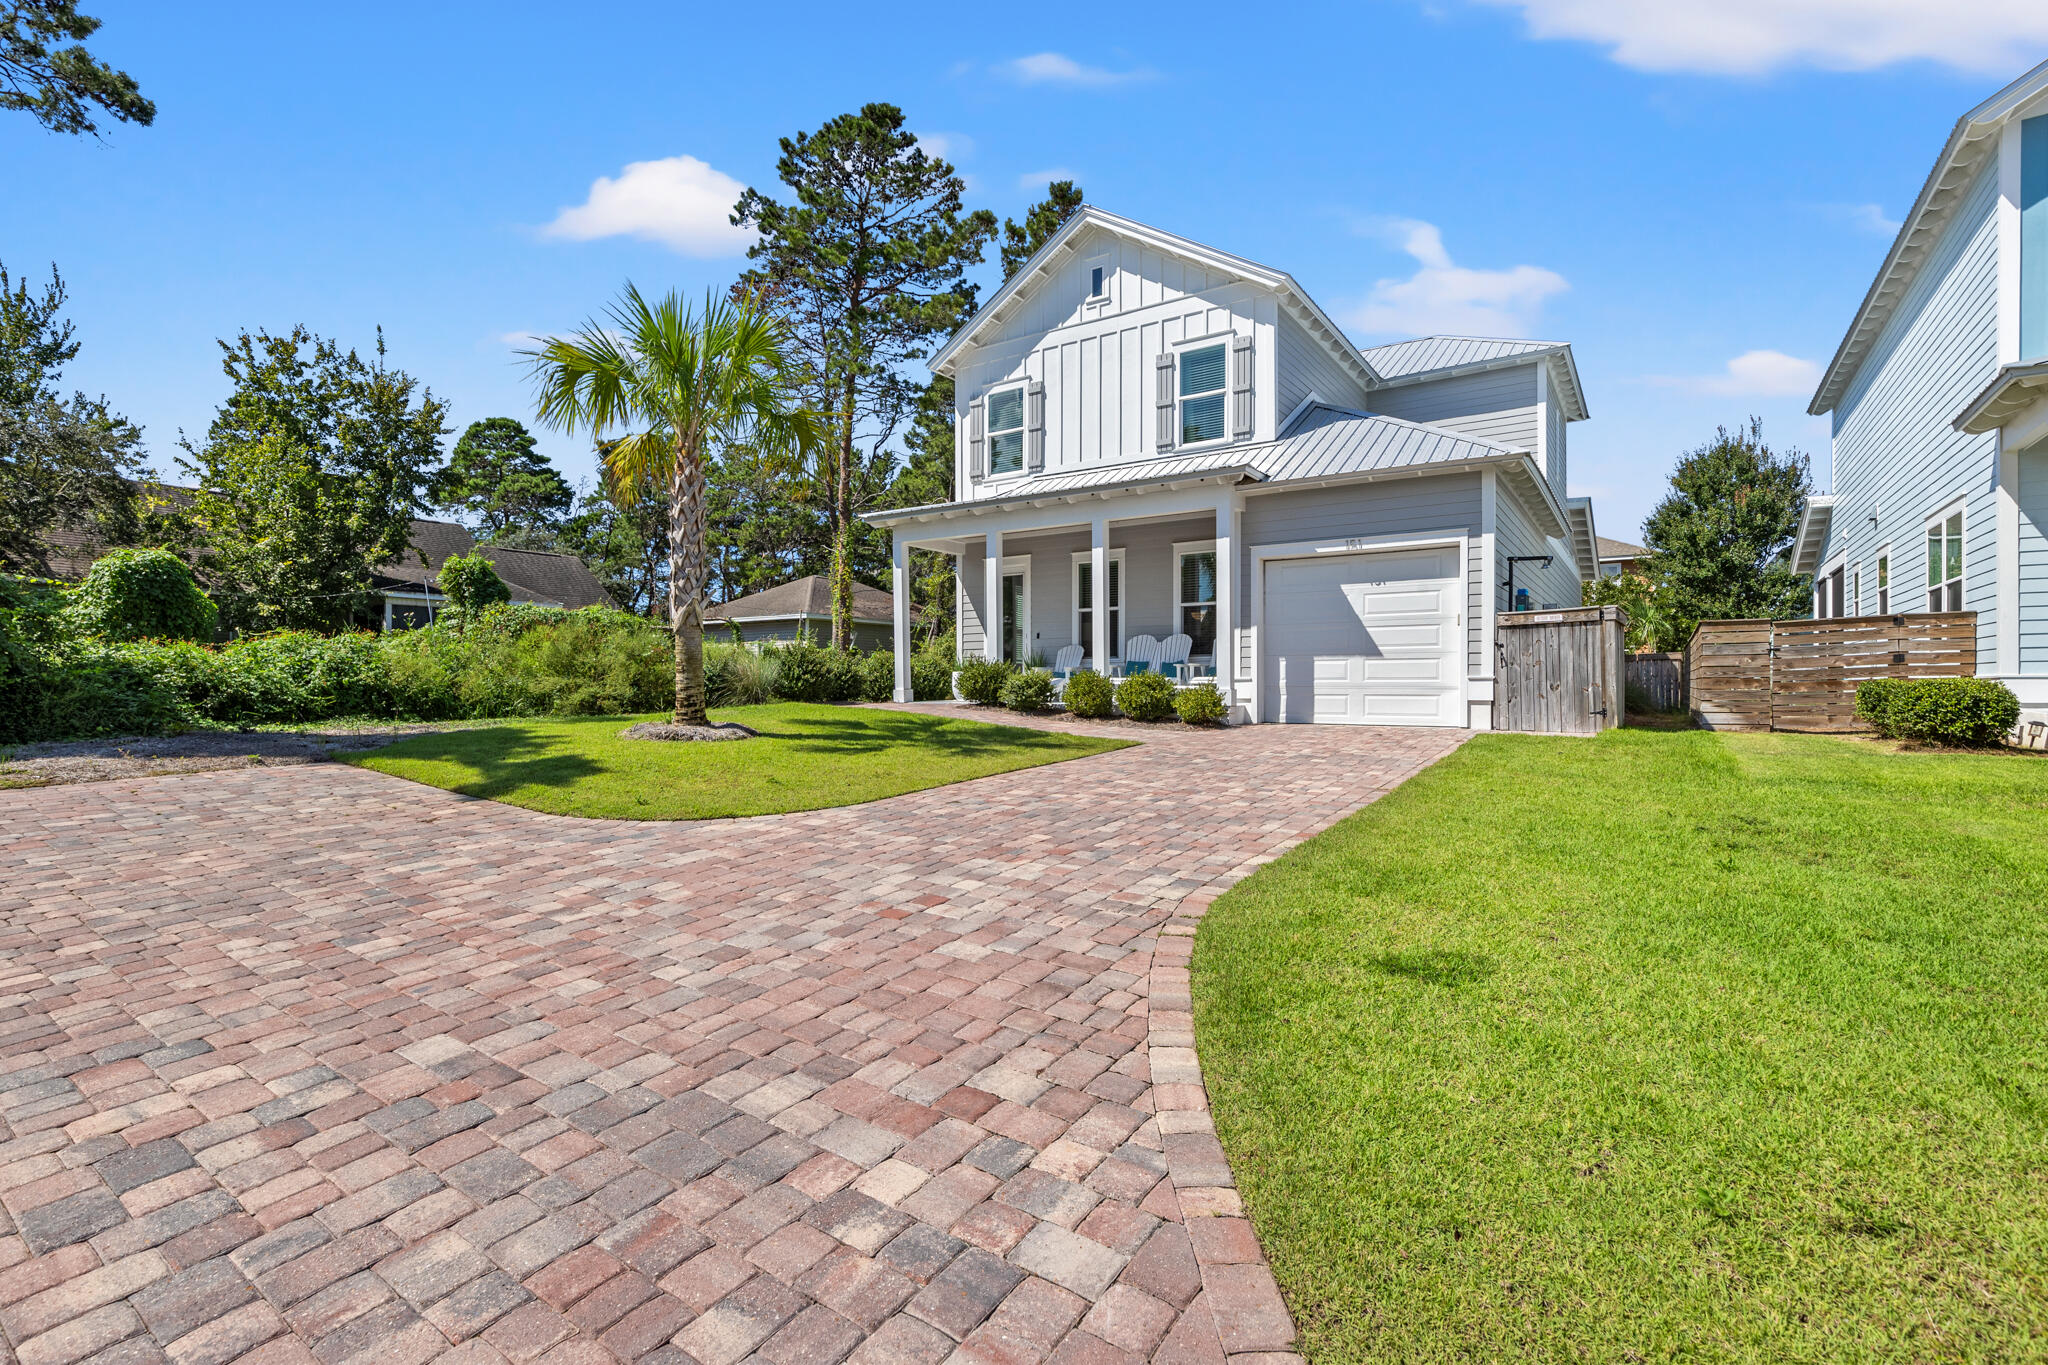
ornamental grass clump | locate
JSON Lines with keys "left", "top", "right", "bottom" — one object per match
{"left": 1061, "top": 668, "right": 1113, "bottom": 719}
{"left": 1115, "top": 671, "right": 1177, "bottom": 722}
{"left": 1856, "top": 677, "right": 2020, "bottom": 747}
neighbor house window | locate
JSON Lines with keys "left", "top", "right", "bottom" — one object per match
{"left": 1876, "top": 551, "right": 1890, "bottom": 614}
{"left": 1926, "top": 509, "right": 1963, "bottom": 611}
{"left": 1176, "top": 542, "right": 1217, "bottom": 656}
{"left": 987, "top": 385, "right": 1025, "bottom": 475}
{"left": 1073, "top": 550, "right": 1125, "bottom": 661}
{"left": 1179, "top": 343, "right": 1228, "bottom": 444}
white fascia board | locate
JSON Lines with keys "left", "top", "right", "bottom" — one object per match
{"left": 1789, "top": 495, "right": 1836, "bottom": 574}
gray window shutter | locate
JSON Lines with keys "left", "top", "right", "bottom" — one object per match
{"left": 1025, "top": 380, "right": 1046, "bottom": 471}
{"left": 1231, "top": 335, "right": 1254, "bottom": 439}
{"left": 1154, "top": 353, "right": 1176, "bottom": 451}
{"left": 968, "top": 397, "right": 986, "bottom": 480}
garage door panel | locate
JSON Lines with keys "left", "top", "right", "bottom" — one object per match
{"left": 1262, "top": 547, "right": 1462, "bottom": 726}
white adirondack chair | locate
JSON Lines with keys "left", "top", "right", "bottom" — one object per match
{"left": 1121, "top": 635, "right": 1161, "bottom": 677}
{"left": 1049, "top": 644, "right": 1085, "bottom": 696}
{"left": 1158, "top": 633, "right": 1193, "bottom": 680}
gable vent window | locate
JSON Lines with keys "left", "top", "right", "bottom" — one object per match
{"left": 987, "top": 385, "right": 1026, "bottom": 476}
{"left": 1179, "top": 343, "right": 1228, "bottom": 445}
{"left": 1090, "top": 266, "right": 1105, "bottom": 298}
{"left": 1926, "top": 508, "right": 1963, "bottom": 611}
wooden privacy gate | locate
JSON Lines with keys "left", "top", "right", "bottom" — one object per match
{"left": 1495, "top": 606, "right": 1628, "bottom": 734}
{"left": 1686, "top": 613, "right": 1977, "bottom": 732}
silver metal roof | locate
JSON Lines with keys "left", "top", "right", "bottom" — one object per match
{"left": 1357, "top": 336, "right": 1562, "bottom": 378}
{"left": 1953, "top": 359, "right": 2048, "bottom": 433}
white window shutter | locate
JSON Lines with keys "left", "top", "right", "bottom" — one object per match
{"left": 1155, "top": 353, "right": 1176, "bottom": 451}
{"left": 1025, "top": 380, "right": 1046, "bottom": 471}
{"left": 968, "top": 397, "right": 986, "bottom": 480}
{"left": 1231, "top": 335, "right": 1254, "bottom": 439}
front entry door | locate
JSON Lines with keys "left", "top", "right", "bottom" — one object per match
{"left": 1001, "top": 572, "right": 1026, "bottom": 663}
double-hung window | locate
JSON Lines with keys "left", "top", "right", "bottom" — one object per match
{"left": 1876, "top": 550, "right": 1890, "bottom": 615}
{"left": 1926, "top": 508, "right": 1963, "bottom": 611}
{"left": 1175, "top": 541, "right": 1218, "bottom": 656}
{"left": 1072, "top": 550, "right": 1124, "bottom": 662}
{"left": 1178, "top": 342, "right": 1228, "bottom": 445}
{"left": 987, "top": 385, "right": 1025, "bottom": 476}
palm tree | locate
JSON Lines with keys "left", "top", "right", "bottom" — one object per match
{"left": 527, "top": 287, "right": 823, "bottom": 726}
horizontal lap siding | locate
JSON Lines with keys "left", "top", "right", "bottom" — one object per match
{"left": 2022, "top": 445, "right": 2048, "bottom": 671}
{"left": 1826, "top": 164, "right": 2001, "bottom": 666}
{"left": 960, "top": 516, "right": 1218, "bottom": 662}
{"left": 1240, "top": 473, "right": 1484, "bottom": 675}
{"left": 1369, "top": 365, "right": 1539, "bottom": 452}
{"left": 1546, "top": 400, "right": 1567, "bottom": 499}
{"left": 1494, "top": 482, "right": 1582, "bottom": 616}
{"left": 1275, "top": 310, "right": 1369, "bottom": 420}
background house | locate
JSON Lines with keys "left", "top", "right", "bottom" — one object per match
{"left": 374, "top": 519, "right": 612, "bottom": 629}
{"left": 704, "top": 575, "right": 896, "bottom": 650}
{"left": 1596, "top": 535, "right": 1648, "bottom": 578}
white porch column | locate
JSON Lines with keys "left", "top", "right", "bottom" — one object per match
{"left": 1090, "top": 516, "right": 1110, "bottom": 674}
{"left": 984, "top": 531, "right": 1003, "bottom": 661}
{"left": 892, "top": 535, "right": 912, "bottom": 702}
{"left": 1214, "top": 496, "right": 1236, "bottom": 708}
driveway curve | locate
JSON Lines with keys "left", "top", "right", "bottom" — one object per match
{"left": 0, "top": 711, "right": 1464, "bottom": 1365}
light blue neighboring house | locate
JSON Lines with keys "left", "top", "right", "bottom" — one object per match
{"left": 1799, "top": 57, "right": 2048, "bottom": 726}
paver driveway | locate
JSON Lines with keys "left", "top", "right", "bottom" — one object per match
{"left": 0, "top": 712, "right": 1465, "bottom": 1365}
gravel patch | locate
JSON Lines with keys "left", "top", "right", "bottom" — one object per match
{"left": 618, "top": 721, "right": 757, "bottom": 742}
{"left": 0, "top": 723, "right": 459, "bottom": 789}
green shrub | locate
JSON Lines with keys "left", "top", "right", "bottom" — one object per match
{"left": 822, "top": 648, "right": 867, "bottom": 703}
{"left": 1000, "top": 669, "right": 1055, "bottom": 712}
{"left": 706, "top": 642, "right": 778, "bottom": 707}
{"left": 1061, "top": 668, "right": 1114, "bottom": 719}
{"left": 861, "top": 650, "right": 897, "bottom": 702}
{"left": 1115, "top": 671, "right": 1178, "bottom": 722}
{"left": 436, "top": 553, "right": 512, "bottom": 618}
{"left": 66, "top": 548, "right": 217, "bottom": 642}
{"left": 771, "top": 641, "right": 833, "bottom": 703}
{"left": 911, "top": 641, "right": 956, "bottom": 701}
{"left": 1857, "top": 677, "right": 2019, "bottom": 746}
{"left": 956, "top": 656, "right": 1014, "bottom": 705}
{"left": 1173, "top": 681, "right": 1228, "bottom": 725}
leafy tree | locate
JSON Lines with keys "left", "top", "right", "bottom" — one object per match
{"left": 557, "top": 476, "right": 669, "bottom": 618}
{"left": 528, "top": 286, "right": 824, "bottom": 726}
{"left": 66, "top": 546, "right": 214, "bottom": 641}
{"left": 1000, "top": 179, "right": 1084, "bottom": 277}
{"left": 172, "top": 327, "right": 449, "bottom": 633}
{"left": 1642, "top": 418, "right": 1812, "bottom": 642}
{"left": 2, "top": 1, "right": 153, "bottom": 136}
{"left": 0, "top": 259, "right": 141, "bottom": 574}
{"left": 1582, "top": 568, "right": 1680, "bottom": 653}
{"left": 436, "top": 551, "right": 510, "bottom": 624}
{"left": 432, "top": 417, "right": 574, "bottom": 542}
{"left": 732, "top": 103, "right": 996, "bottom": 648}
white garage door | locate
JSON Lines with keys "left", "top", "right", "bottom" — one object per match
{"left": 1261, "top": 546, "right": 1463, "bottom": 725}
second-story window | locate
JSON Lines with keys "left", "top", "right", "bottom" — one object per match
{"left": 1926, "top": 508, "right": 1963, "bottom": 611}
{"left": 987, "top": 385, "right": 1025, "bottom": 475}
{"left": 1090, "top": 266, "right": 1105, "bottom": 298}
{"left": 1876, "top": 552, "right": 1890, "bottom": 614}
{"left": 1179, "top": 342, "right": 1228, "bottom": 444}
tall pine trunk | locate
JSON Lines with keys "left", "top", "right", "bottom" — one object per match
{"left": 668, "top": 436, "right": 711, "bottom": 726}
{"left": 832, "top": 372, "right": 856, "bottom": 650}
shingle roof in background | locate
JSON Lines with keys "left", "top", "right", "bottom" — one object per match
{"left": 1596, "top": 535, "right": 1647, "bottom": 560}
{"left": 706, "top": 575, "right": 895, "bottom": 622}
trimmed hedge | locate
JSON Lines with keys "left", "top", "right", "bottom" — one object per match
{"left": 956, "top": 657, "right": 1015, "bottom": 705}
{"left": 1062, "top": 669, "right": 1113, "bottom": 719}
{"left": 1000, "top": 669, "right": 1055, "bottom": 712}
{"left": 1115, "top": 671, "right": 1178, "bottom": 722}
{"left": 1173, "top": 681, "right": 1228, "bottom": 725}
{"left": 1856, "top": 677, "right": 2020, "bottom": 747}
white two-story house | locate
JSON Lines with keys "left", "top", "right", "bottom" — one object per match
{"left": 865, "top": 208, "right": 1598, "bottom": 727}
{"left": 1797, "top": 57, "right": 2048, "bottom": 725}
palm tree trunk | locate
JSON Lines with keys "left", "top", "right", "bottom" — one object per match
{"left": 669, "top": 438, "right": 711, "bottom": 726}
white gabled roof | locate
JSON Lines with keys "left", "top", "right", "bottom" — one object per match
{"left": 1357, "top": 335, "right": 1590, "bottom": 421}
{"left": 1565, "top": 497, "right": 1598, "bottom": 581}
{"left": 1811, "top": 57, "right": 2048, "bottom": 415}
{"left": 929, "top": 207, "right": 1383, "bottom": 392}
{"left": 865, "top": 403, "right": 1566, "bottom": 538}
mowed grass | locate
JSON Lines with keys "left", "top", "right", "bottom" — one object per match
{"left": 1194, "top": 729, "right": 2048, "bottom": 1363}
{"left": 348, "top": 703, "right": 1129, "bottom": 819}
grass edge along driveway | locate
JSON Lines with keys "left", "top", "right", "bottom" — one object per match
{"left": 1194, "top": 728, "right": 2048, "bottom": 1363}
{"left": 347, "top": 702, "right": 1130, "bottom": 819}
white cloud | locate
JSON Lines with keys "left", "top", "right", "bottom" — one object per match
{"left": 542, "top": 155, "right": 754, "bottom": 257}
{"left": 1841, "top": 202, "right": 1902, "bottom": 236}
{"left": 1650, "top": 349, "right": 1822, "bottom": 396}
{"left": 916, "top": 131, "right": 974, "bottom": 162}
{"left": 999, "top": 52, "right": 1154, "bottom": 86}
{"left": 1017, "top": 168, "right": 1075, "bottom": 191}
{"left": 1343, "top": 218, "right": 1569, "bottom": 338}
{"left": 1472, "top": 0, "right": 2048, "bottom": 76}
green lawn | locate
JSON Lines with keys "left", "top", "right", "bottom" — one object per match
{"left": 1195, "top": 729, "right": 2048, "bottom": 1363}
{"left": 347, "top": 703, "right": 1128, "bottom": 819}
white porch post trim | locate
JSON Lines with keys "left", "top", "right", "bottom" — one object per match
{"left": 1214, "top": 495, "right": 1236, "bottom": 709}
{"left": 984, "top": 531, "right": 1003, "bottom": 661}
{"left": 892, "top": 535, "right": 912, "bottom": 702}
{"left": 1090, "top": 516, "right": 1110, "bottom": 674}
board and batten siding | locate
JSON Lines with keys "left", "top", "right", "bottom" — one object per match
{"left": 1238, "top": 473, "right": 1486, "bottom": 678}
{"left": 2020, "top": 443, "right": 2048, "bottom": 670}
{"left": 1274, "top": 309, "right": 1370, "bottom": 421}
{"left": 1826, "top": 162, "right": 2001, "bottom": 666}
{"left": 954, "top": 227, "right": 1278, "bottom": 494}
{"left": 1369, "top": 364, "right": 1540, "bottom": 452}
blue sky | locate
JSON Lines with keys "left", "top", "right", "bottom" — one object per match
{"left": 8, "top": 1, "right": 2048, "bottom": 542}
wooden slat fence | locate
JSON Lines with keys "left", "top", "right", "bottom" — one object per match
{"left": 1495, "top": 606, "right": 1628, "bottom": 734}
{"left": 1625, "top": 653, "right": 1684, "bottom": 713}
{"left": 1686, "top": 613, "right": 1977, "bottom": 732}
